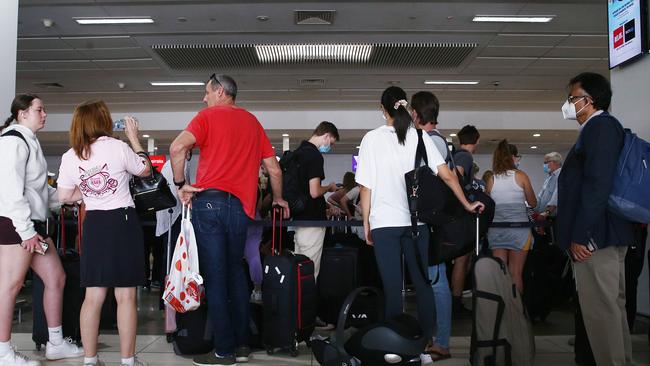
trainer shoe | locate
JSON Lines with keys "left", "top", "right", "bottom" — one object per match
{"left": 235, "top": 346, "right": 250, "bottom": 363}
{"left": 193, "top": 352, "right": 237, "bottom": 366}
{"left": 0, "top": 346, "right": 40, "bottom": 366}
{"left": 45, "top": 337, "right": 84, "bottom": 360}
{"left": 121, "top": 358, "right": 148, "bottom": 366}
{"left": 84, "top": 361, "right": 105, "bottom": 366}
{"left": 249, "top": 289, "right": 262, "bottom": 304}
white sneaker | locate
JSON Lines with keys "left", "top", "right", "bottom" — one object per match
{"left": 0, "top": 347, "right": 41, "bottom": 366}
{"left": 121, "top": 358, "right": 148, "bottom": 366}
{"left": 249, "top": 289, "right": 262, "bottom": 304}
{"left": 84, "top": 360, "right": 105, "bottom": 366}
{"left": 45, "top": 338, "right": 84, "bottom": 360}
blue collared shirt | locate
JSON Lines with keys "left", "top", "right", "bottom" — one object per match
{"left": 536, "top": 168, "right": 561, "bottom": 214}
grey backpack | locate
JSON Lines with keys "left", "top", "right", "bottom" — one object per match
{"left": 470, "top": 255, "right": 535, "bottom": 366}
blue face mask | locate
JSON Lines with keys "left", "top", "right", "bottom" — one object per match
{"left": 543, "top": 163, "right": 551, "bottom": 174}
{"left": 319, "top": 144, "right": 331, "bottom": 153}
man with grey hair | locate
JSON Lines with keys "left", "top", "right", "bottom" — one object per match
{"left": 535, "top": 151, "right": 563, "bottom": 221}
{"left": 170, "top": 73, "right": 289, "bottom": 366}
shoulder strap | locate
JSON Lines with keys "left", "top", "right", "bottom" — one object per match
{"left": 2, "top": 129, "right": 30, "bottom": 166}
{"left": 414, "top": 129, "right": 429, "bottom": 168}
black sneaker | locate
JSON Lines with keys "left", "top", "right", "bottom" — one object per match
{"left": 192, "top": 352, "right": 237, "bottom": 366}
{"left": 235, "top": 346, "right": 250, "bottom": 363}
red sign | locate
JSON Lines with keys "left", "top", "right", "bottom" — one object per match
{"left": 149, "top": 155, "right": 166, "bottom": 173}
{"left": 613, "top": 26, "right": 624, "bottom": 48}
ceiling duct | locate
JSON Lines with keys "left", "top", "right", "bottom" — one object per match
{"left": 151, "top": 43, "right": 476, "bottom": 70}
{"left": 294, "top": 10, "right": 336, "bottom": 25}
{"left": 298, "top": 78, "right": 325, "bottom": 88}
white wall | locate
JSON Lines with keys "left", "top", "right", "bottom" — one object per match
{"left": 0, "top": 1, "right": 18, "bottom": 110}
{"left": 611, "top": 54, "right": 650, "bottom": 316}
{"left": 42, "top": 110, "right": 576, "bottom": 133}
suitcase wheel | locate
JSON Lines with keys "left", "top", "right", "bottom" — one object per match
{"left": 35, "top": 343, "right": 41, "bottom": 352}
{"left": 289, "top": 347, "right": 299, "bottom": 357}
{"left": 266, "top": 347, "right": 274, "bottom": 355}
{"left": 165, "top": 333, "right": 174, "bottom": 344}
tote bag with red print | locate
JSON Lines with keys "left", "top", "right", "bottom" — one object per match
{"left": 163, "top": 205, "right": 204, "bottom": 313}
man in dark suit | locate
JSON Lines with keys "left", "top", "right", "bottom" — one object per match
{"left": 557, "top": 72, "right": 635, "bottom": 366}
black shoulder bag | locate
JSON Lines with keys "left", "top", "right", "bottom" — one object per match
{"left": 129, "top": 152, "right": 177, "bottom": 212}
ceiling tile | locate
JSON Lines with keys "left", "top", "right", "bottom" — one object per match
{"left": 479, "top": 46, "right": 552, "bottom": 58}
{"left": 489, "top": 34, "right": 567, "bottom": 47}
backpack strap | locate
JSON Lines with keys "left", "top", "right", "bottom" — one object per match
{"left": 2, "top": 129, "right": 30, "bottom": 168}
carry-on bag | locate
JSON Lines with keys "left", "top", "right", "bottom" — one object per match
{"left": 262, "top": 207, "right": 316, "bottom": 356}
{"left": 470, "top": 214, "right": 535, "bottom": 366}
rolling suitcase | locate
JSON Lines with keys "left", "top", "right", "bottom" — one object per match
{"left": 32, "top": 208, "right": 83, "bottom": 350}
{"left": 470, "top": 214, "right": 535, "bottom": 366}
{"left": 317, "top": 245, "right": 359, "bottom": 324}
{"left": 262, "top": 207, "right": 316, "bottom": 356}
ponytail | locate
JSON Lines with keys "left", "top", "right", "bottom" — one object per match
{"left": 381, "top": 86, "right": 412, "bottom": 145}
{"left": 492, "top": 139, "right": 515, "bottom": 175}
{"left": 4, "top": 94, "right": 39, "bottom": 132}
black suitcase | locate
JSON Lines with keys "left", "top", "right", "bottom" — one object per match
{"left": 318, "top": 245, "right": 358, "bottom": 324}
{"left": 262, "top": 208, "right": 316, "bottom": 356}
{"left": 172, "top": 305, "right": 214, "bottom": 355}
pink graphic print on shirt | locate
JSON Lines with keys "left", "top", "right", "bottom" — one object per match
{"left": 79, "top": 164, "right": 118, "bottom": 197}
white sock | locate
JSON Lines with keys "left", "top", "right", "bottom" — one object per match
{"left": 0, "top": 341, "right": 11, "bottom": 356}
{"left": 121, "top": 356, "right": 135, "bottom": 366}
{"left": 48, "top": 326, "right": 63, "bottom": 345}
{"left": 84, "top": 355, "right": 98, "bottom": 365}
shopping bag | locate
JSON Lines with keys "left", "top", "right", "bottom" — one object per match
{"left": 163, "top": 205, "right": 204, "bottom": 313}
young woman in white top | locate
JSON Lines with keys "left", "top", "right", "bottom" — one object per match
{"left": 486, "top": 140, "right": 537, "bottom": 293}
{"left": 355, "top": 86, "right": 483, "bottom": 354}
{"left": 0, "top": 94, "right": 84, "bottom": 366}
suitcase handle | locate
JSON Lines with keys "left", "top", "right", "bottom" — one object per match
{"left": 271, "top": 206, "right": 283, "bottom": 256}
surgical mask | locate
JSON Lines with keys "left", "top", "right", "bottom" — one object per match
{"left": 319, "top": 144, "right": 331, "bottom": 153}
{"left": 515, "top": 162, "right": 520, "bottom": 169}
{"left": 543, "top": 163, "right": 551, "bottom": 174}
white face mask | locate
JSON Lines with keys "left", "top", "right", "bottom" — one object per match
{"left": 561, "top": 98, "right": 589, "bottom": 121}
{"left": 381, "top": 112, "right": 387, "bottom": 121}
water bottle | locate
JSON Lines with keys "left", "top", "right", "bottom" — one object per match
{"left": 113, "top": 118, "right": 126, "bottom": 131}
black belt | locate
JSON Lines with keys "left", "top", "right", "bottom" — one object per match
{"left": 195, "top": 189, "right": 234, "bottom": 199}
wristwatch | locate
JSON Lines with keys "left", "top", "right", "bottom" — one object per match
{"left": 173, "top": 179, "right": 186, "bottom": 188}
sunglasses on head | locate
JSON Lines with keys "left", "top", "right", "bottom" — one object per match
{"left": 208, "top": 73, "right": 222, "bottom": 87}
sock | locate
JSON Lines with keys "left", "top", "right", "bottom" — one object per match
{"left": 48, "top": 326, "right": 63, "bottom": 345}
{"left": 84, "top": 355, "right": 98, "bottom": 365}
{"left": 0, "top": 341, "right": 11, "bottom": 356}
{"left": 121, "top": 356, "right": 135, "bottom": 366}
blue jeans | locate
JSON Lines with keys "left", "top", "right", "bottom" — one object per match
{"left": 371, "top": 225, "right": 434, "bottom": 340}
{"left": 429, "top": 263, "right": 451, "bottom": 348}
{"left": 192, "top": 193, "right": 250, "bottom": 356}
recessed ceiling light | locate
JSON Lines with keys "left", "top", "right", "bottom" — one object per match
{"left": 356, "top": 146, "right": 361, "bottom": 149}
{"left": 424, "top": 80, "right": 480, "bottom": 85}
{"left": 255, "top": 44, "right": 373, "bottom": 63}
{"left": 282, "top": 133, "right": 290, "bottom": 137}
{"left": 449, "top": 133, "right": 457, "bottom": 137}
{"left": 531, "top": 146, "right": 538, "bottom": 149}
{"left": 150, "top": 82, "right": 204, "bottom": 86}
{"left": 472, "top": 15, "right": 555, "bottom": 23}
{"left": 142, "top": 134, "right": 150, "bottom": 138}
{"left": 256, "top": 15, "right": 270, "bottom": 22}
{"left": 75, "top": 17, "right": 154, "bottom": 25}
{"left": 154, "top": 147, "right": 158, "bottom": 150}
{"left": 533, "top": 133, "right": 541, "bottom": 137}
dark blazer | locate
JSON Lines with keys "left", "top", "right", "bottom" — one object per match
{"left": 556, "top": 111, "right": 635, "bottom": 250}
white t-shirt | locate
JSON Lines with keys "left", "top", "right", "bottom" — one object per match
{"left": 355, "top": 125, "right": 445, "bottom": 230}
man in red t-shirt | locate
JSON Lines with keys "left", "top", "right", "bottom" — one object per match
{"left": 170, "top": 74, "right": 288, "bottom": 366}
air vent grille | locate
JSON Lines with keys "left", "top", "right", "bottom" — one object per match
{"left": 294, "top": 10, "right": 336, "bottom": 25}
{"left": 151, "top": 43, "right": 476, "bottom": 70}
{"left": 298, "top": 78, "right": 325, "bottom": 88}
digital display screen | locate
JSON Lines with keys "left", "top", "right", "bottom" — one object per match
{"left": 608, "top": 0, "right": 646, "bottom": 68}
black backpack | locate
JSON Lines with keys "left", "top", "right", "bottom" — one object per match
{"left": 279, "top": 147, "right": 309, "bottom": 216}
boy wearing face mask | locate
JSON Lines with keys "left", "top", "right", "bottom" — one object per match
{"left": 557, "top": 72, "right": 635, "bottom": 366}
{"left": 292, "top": 121, "right": 340, "bottom": 280}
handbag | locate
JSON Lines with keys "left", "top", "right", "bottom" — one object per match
{"left": 163, "top": 205, "right": 204, "bottom": 313}
{"left": 404, "top": 129, "right": 458, "bottom": 232}
{"left": 129, "top": 152, "right": 177, "bottom": 212}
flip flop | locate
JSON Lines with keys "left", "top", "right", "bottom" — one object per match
{"left": 426, "top": 349, "right": 451, "bottom": 362}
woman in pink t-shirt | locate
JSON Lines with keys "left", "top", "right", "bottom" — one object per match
{"left": 57, "top": 100, "right": 150, "bottom": 366}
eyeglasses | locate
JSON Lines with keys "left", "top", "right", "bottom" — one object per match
{"left": 567, "top": 95, "right": 587, "bottom": 103}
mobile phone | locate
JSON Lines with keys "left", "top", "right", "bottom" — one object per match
{"left": 35, "top": 240, "right": 49, "bottom": 255}
{"left": 586, "top": 238, "right": 597, "bottom": 253}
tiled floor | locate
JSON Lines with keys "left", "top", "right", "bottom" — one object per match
{"left": 8, "top": 333, "right": 650, "bottom": 365}
{"left": 12, "top": 287, "right": 650, "bottom": 365}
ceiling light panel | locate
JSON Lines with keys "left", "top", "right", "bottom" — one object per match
{"left": 255, "top": 44, "right": 372, "bottom": 64}
{"left": 424, "top": 80, "right": 479, "bottom": 85}
{"left": 74, "top": 17, "right": 154, "bottom": 25}
{"left": 150, "top": 82, "right": 204, "bottom": 86}
{"left": 473, "top": 15, "right": 554, "bottom": 23}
